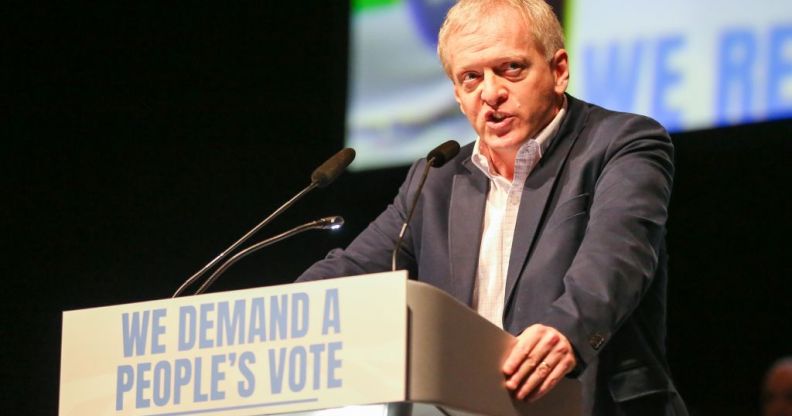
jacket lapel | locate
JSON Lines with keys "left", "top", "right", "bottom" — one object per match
{"left": 503, "top": 96, "right": 590, "bottom": 309}
{"left": 448, "top": 158, "right": 488, "bottom": 306}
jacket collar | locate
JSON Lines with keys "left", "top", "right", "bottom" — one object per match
{"left": 448, "top": 94, "right": 591, "bottom": 308}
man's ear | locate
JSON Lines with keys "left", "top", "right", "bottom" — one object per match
{"left": 551, "top": 49, "right": 570, "bottom": 94}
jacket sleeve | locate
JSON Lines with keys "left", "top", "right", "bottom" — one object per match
{"left": 539, "top": 114, "right": 674, "bottom": 371}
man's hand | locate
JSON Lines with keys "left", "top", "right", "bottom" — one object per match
{"left": 502, "top": 324, "right": 577, "bottom": 402}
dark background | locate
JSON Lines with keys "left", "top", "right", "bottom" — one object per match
{"left": 2, "top": 2, "right": 790, "bottom": 415}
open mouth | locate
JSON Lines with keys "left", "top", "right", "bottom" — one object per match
{"left": 484, "top": 111, "right": 515, "bottom": 135}
{"left": 488, "top": 111, "right": 508, "bottom": 122}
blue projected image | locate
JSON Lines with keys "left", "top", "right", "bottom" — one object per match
{"left": 346, "top": 0, "right": 468, "bottom": 170}
{"left": 569, "top": 0, "right": 792, "bottom": 131}
{"left": 347, "top": 0, "right": 792, "bottom": 170}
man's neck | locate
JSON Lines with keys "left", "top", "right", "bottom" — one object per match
{"left": 477, "top": 95, "right": 568, "bottom": 182}
{"left": 481, "top": 144, "right": 518, "bottom": 181}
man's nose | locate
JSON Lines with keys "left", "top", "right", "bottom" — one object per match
{"left": 480, "top": 72, "right": 507, "bottom": 107}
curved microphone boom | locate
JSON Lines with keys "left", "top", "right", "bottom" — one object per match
{"left": 194, "top": 216, "right": 344, "bottom": 295}
{"left": 172, "top": 148, "right": 355, "bottom": 297}
{"left": 391, "top": 140, "right": 460, "bottom": 272}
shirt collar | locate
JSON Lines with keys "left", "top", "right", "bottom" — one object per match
{"left": 471, "top": 95, "right": 568, "bottom": 182}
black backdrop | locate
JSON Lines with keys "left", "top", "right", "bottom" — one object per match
{"left": 3, "top": 2, "right": 790, "bottom": 415}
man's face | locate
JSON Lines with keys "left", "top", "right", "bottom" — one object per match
{"left": 446, "top": 8, "right": 568, "bottom": 157}
{"left": 763, "top": 364, "right": 792, "bottom": 416}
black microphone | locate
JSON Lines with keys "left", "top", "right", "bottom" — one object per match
{"left": 194, "top": 216, "right": 344, "bottom": 295}
{"left": 312, "top": 148, "right": 356, "bottom": 188}
{"left": 172, "top": 149, "right": 355, "bottom": 297}
{"left": 391, "top": 140, "right": 460, "bottom": 272}
{"left": 427, "top": 140, "right": 461, "bottom": 167}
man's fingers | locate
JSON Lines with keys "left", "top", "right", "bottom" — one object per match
{"left": 517, "top": 344, "right": 577, "bottom": 401}
{"left": 526, "top": 357, "right": 573, "bottom": 402}
{"left": 505, "top": 331, "right": 559, "bottom": 390}
{"left": 506, "top": 354, "right": 539, "bottom": 391}
{"left": 503, "top": 324, "right": 578, "bottom": 401}
{"left": 515, "top": 358, "right": 554, "bottom": 399}
{"left": 502, "top": 328, "right": 541, "bottom": 375}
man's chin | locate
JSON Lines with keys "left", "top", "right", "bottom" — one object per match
{"left": 481, "top": 132, "right": 528, "bottom": 152}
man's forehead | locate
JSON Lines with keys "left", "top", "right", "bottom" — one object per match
{"left": 450, "top": 44, "right": 530, "bottom": 70}
{"left": 767, "top": 364, "right": 792, "bottom": 387}
{"left": 446, "top": 18, "right": 537, "bottom": 69}
{"left": 450, "top": 5, "right": 529, "bottom": 37}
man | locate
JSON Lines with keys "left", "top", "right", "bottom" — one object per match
{"left": 298, "top": 0, "right": 687, "bottom": 414}
{"left": 762, "top": 358, "right": 792, "bottom": 416}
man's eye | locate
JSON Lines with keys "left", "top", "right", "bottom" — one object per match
{"left": 505, "top": 62, "right": 523, "bottom": 72}
{"left": 462, "top": 72, "right": 479, "bottom": 82}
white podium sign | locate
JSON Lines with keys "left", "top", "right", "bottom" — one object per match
{"left": 60, "top": 272, "right": 408, "bottom": 416}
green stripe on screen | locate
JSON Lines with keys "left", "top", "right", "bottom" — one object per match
{"left": 352, "top": 0, "right": 401, "bottom": 13}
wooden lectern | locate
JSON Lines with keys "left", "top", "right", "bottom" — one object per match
{"left": 60, "top": 272, "right": 580, "bottom": 416}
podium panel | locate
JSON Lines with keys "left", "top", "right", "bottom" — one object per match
{"left": 60, "top": 272, "right": 580, "bottom": 416}
{"left": 60, "top": 272, "right": 409, "bottom": 416}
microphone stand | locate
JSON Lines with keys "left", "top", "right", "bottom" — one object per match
{"left": 172, "top": 182, "right": 318, "bottom": 298}
{"left": 172, "top": 148, "right": 355, "bottom": 298}
{"left": 391, "top": 158, "right": 434, "bottom": 271}
{"left": 194, "top": 216, "right": 344, "bottom": 295}
{"left": 390, "top": 140, "right": 460, "bottom": 272}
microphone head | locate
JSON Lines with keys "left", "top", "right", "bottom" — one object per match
{"left": 311, "top": 148, "right": 356, "bottom": 188}
{"left": 426, "top": 140, "right": 460, "bottom": 168}
{"left": 317, "top": 216, "right": 344, "bottom": 230}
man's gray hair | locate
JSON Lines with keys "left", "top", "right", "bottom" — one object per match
{"left": 437, "top": 0, "right": 565, "bottom": 76}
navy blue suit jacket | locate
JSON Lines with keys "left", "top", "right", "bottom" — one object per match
{"left": 298, "top": 95, "right": 687, "bottom": 415}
